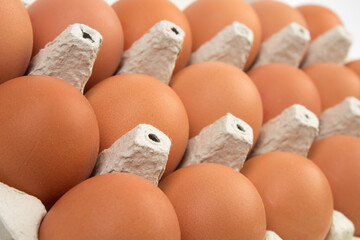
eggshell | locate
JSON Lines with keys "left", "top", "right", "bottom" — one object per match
{"left": 0, "top": 75, "right": 99, "bottom": 208}
{"left": 308, "top": 135, "right": 360, "bottom": 236}
{"left": 184, "top": 0, "right": 262, "bottom": 70}
{"left": 346, "top": 60, "right": 360, "bottom": 80}
{"left": 85, "top": 74, "right": 189, "bottom": 178}
{"left": 0, "top": 0, "right": 33, "bottom": 84}
{"left": 112, "top": 0, "right": 191, "bottom": 74}
{"left": 303, "top": 63, "right": 360, "bottom": 112}
{"left": 39, "top": 173, "right": 180, "bottom": 240}
{"left": 297, "top": 5, "right": 343, "bottom": 41}
{"left": 242, "top": 152, "right": 334, "bottom": 240}
{"left": 251, "top": 0, "right": 308, "bottom": 41}
{"left": 159, "top": 163, "right": 266, "bottom": 240}
{"left": 248, "top": 63, "right": 321, "bottom": 123}
{"left": 170, "top": 61, "right": 263, "bottom": 143}
{"left": 28, "top": 0, "right": 124, "bottom": 91}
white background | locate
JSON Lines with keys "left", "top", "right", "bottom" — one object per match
{"left": 168, "top": 0, "right": 360, "bottom": 61}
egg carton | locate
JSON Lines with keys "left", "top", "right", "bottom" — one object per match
{"left": 3, "top": 19, "right": 359, "bottom": 239}
{"left": 1, "top": 0, "right": 359, "bottom": 239}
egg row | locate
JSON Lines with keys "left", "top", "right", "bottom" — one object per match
{"left": 3, "top": 0, "right": 358, "bottom": 86}
{"left": 1, "top": 65, "right": 360, "bottom": 239}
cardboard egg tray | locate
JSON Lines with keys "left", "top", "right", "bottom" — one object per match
{"left": 1, "top": 0, "right": 359, "bottom": 239}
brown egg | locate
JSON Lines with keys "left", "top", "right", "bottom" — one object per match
{"left": 112, "top": 0, "right": 191, "bottom": 73}
{"left": 28, "top": 0, "right": 124, "bottom": 90}
{"left": 308, "top": 136, "right": 360, "bottom": 236}
{"left": 303, "top": 63, "right": 360, "bottom": 111}
{"left": 159, "top": 163, "right": 266, "bottom": 240}
{"left": 39, "top": 173, "right": 180, "bottom": 240}
{"left": 0, "top": 75, "right": 99, "bottom": 208}
{"left": 184, "top": 0, "right": 262, "bottom": 70}
{"left": 170, "top": 61, "right": 263, "bottom": 143}
{"left": 86, "top": 74, "right": 189, "bottom": 177}
{"left": 248, "top": 64, "right": 321, "bottom": 123}
{"left": 346, "top": 59, "right": 360, "bottom": 80}
{"left": 297, "top": 4, "right": 342, "bottom": 41}
{"left": 242, "top": 152, "right": 333, "bottom": 240}
{"left": 0, "top": 0, "right": 33, "bottom": 84}
{"left": 251, "top": 0, "right": 308, "bottom": 42}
